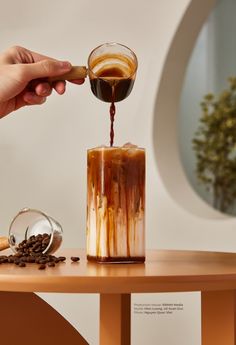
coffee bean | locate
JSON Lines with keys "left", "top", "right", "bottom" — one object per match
{"left": 33, "top": 252, "right": 42, "bottom": 257}
{"left": 19, "top": 262, "right": 26, "bottom": 267}
{"left": 34, "top": 247, "right": 42, "bottom": 253}
{"left": 48, "top": 262, "right": 55, "bottom": 267}
{"left": 38, "top": 259, "right": 47, "bottom": 264}
{"left": 71, "top": 257, "right": 80, "bottom": 262}
{"left": 38, "top": 264, "right": 46, "bottom": 270}
{"left": 27, "top": 256, "right": 35, "bottom": 263}
{"left": 32, "top": 244, "right": 39, "bottom": 251}
{"left": 20, "top": 257, "right": 28, "bottom": 263}
{"left": 42, "top": 237, "right": 50, "bottom": 244}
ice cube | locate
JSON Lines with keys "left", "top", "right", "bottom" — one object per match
{"left": 122, "top": 142, "right": 138, "bottom": 148}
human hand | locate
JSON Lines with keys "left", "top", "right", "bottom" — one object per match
{"left": 0, "top": 46, "right": 85, "bottom": 118}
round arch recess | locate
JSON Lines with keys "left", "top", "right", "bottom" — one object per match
{"left": 152, "top": 0, "right": 231, "bottom": 220}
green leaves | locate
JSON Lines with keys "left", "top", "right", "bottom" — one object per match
{"left": 193, "top": 77, "right": 236, "bottom": 213}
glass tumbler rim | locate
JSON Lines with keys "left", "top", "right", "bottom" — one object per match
{"left": 87, "top": 145, "right": 145, "bottom": 152}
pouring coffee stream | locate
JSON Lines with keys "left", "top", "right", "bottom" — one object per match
{"left": 110, "top": 101, "right": 115, "bottom": 147}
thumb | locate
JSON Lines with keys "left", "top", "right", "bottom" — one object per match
{"left": 22, "top": 59, "right": 72, "bottom": 80}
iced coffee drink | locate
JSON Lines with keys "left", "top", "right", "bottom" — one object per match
{"left": 86, "top": 144, "right": 145, "bottom": 262}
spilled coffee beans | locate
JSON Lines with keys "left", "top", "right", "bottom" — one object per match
{"left": 0, "top": 233, "right": 80, "bottom": 269}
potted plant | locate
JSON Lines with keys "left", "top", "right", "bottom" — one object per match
{"left": 193, "top": 77, "right": 236, "bottom": 213}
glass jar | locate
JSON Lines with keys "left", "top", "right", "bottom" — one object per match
{"left": 9, "top": 208, "right": 63, "bottom": 254}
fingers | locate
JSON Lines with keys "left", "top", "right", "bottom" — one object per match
{"left": 23, "top": 92, "right": 46, "bottom": 105}
{"left": 27, "top": 48, "right": 58, "bottom": 64}
{"left": 12, "top": 91, "right": 47, "bottom": 113}
{"left": 34, "top": 79, "right": 85, "bottom": 95}
{"left": 32, "top": 81, "right": 52, "bottom": 97}
{"left": 22, "top": 59, "right": 72, "bottom": 81}
{"left": 69, "top": 79, "right": 85, "bottom": 85}
{"left": 21, "top": 60, "right": 86, "bottom": 95}
{"left": 22, "top": 80, "right": 67, "bottom": 106}
{"left": 52, "top": 81, "right": 66, "bottom": 95}
{"left": 29, "top": 80, "right": 66, "bottom": 96}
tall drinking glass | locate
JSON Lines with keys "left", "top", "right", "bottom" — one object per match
{"left": 86, "top": 145, "right": 145, "bottom": 263}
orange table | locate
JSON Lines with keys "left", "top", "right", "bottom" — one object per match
{"left": 1, "top": 249, "right": 236, "bottom": 345}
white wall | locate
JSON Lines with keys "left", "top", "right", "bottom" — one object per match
{"left": 0, "top": 0, "right": 221, "bottom": 344}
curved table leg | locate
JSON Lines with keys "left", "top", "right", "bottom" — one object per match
{"left": 0, "top": 292, "right": 88, "bottom": 345}
{"left": 202, "top": 290, "right": 236, "bottom": 345}
{"left": 100, "top": 293, "right": 131, "bottom": 345}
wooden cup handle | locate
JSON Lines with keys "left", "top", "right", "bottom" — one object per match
{"left": 48, "top": 66, "right": 88, "bottom": 82}
{"left": 0, "top": 237, "right": 9, "bottom": 251}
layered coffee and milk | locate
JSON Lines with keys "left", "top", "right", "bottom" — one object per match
{"left": 86, "top": 143, "right": 145, "bottom": 262}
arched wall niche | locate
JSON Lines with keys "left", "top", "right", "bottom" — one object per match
{"left": 152, "top": 0, "right": 230, "bottom": 220}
